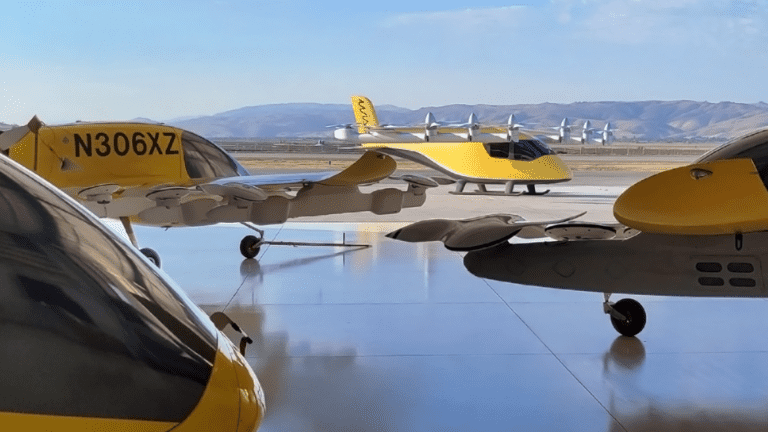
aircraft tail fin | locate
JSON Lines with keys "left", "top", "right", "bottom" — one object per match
{"left": 351, "top": 96, "right": 380, "bottom": 134}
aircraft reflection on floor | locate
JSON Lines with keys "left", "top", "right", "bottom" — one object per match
{"left": 599, "top": 337, "right": 768, "bottom": 432}
{"left": 198, "top": 247, "right": 410, "bottom": 431}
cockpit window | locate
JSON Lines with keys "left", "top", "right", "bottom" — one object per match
{"left": 182, "top": 131, "right": 250, "bottom": 179}
{"left": 0, "top": 156, "right": 219, "bottom": 421}
{"left": 485, "top": 138, "right": 554, "bottom": 161}
{"left": 695, "top": 129, "right": 768, "bottom": 184}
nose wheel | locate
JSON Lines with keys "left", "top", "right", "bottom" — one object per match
{"left": 603, "top": 295, "right": 646, "bottom": 337}
{"left": 240, "top": 234, "right": 264, "bottom": 259}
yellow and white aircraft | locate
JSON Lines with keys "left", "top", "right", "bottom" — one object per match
{"left": 0, "top": 152, "right": 264, "bottom": 431}
{"left": 333, "top": 96, "right": 572, "bottom": 195}
{"left": 387, "top": 128, "right": 768, "bottom": 337}
{"left": 0, "top": 117, "right": 436, "bottom": 265}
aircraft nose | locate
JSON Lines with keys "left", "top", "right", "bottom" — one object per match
{"left": 233, "top": 352, "right": 266, "bottom": 432}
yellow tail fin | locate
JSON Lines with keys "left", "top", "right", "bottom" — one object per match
{"left": 351, "top": 96, "right": 379, "bottom": 134}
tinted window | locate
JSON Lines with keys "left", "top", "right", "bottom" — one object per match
{"left": 182, "top": 131, "right": 250, "bottom": 178}
{"left": 696, "top": 129, "right": 768, "bottom": 186}
{"left": 0, "top": 156, "right": 218, "bottom": 421}
{"left": 486, "top": 139, "right": 554, "bottom": 161}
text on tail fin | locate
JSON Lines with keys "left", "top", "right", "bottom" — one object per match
{"left": 351, "top": 95, "right": 379, "bottom": 133}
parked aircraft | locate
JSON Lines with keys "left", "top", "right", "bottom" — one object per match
{"left": 386, "top": 128, "right": 768, "bottom": 337}
{"left": 334, "top": 96, "right": 572, "bottom": 195}
{"left": 0, "top": 153, "right": 264, "bottom": 430}
{"left": 0, "top": 117, "right": 436, "bottom": 265}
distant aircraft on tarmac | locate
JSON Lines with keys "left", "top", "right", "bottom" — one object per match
{"left": 535, "top": 118, "right": 615, "bottom": 145}
{"left": 0, "top": 117, "right": 436, "bottom": 265}
{"left": 387, "top": 128, "right": 768, "bottom": 337}
{"left": 333, "top": 96, "right": 572, "bottom": 196}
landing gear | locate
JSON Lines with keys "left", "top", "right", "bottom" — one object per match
{"left": 523, "top": 184, "right": 550, "bottom": 195}
{"left": 121, "top": 216, "right": 162, "bottom": 268}
{"left": 240, "top": 234, "right": 263, "bottom": 259}
{"left": 603, "top": 294, "right": 646, "bottom": 337}
{"left": 238, "top": 222, "right": 369, "bottom": 260}
{"left": 140, "top": 248, "right": 161, "bottom": 267}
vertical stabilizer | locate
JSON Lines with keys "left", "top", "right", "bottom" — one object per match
{"left": 351, "top": 96, "right": 380, "bottom": 134}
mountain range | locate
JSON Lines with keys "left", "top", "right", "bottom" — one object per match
{"left": 167, "top": 100, "right": 768, "bottom": 142}
{"left": 5, "top": 100, "right": 768, "bottom": 141}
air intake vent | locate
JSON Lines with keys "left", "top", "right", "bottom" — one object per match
{"left": 696, "top": 262, "right": 722, "bottom": 273}
{"left": 727, "top": 262, "right": 754, "bottom": 273}
{"left": 698, "top": 277, "right": 724, "bottom": 286}
{"left": 693, "top": 257, "right": 761, "bottom": 290}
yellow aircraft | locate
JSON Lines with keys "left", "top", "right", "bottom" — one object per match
{"left": 0, "top": 153, "right": 264, "bottom": 431}
{"left": 0, "top": 117, "right": 436, "bottom": 265}
{"left": 333, "top": 96, "right": 572, "bottom": 195}
{"left": 387, "top": 128, "right": 768, "bottom": 337}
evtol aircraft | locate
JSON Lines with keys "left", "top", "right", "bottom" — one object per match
{"left": 387, "top": 128, "right": 768, "bottom": 337}
{"left": 0, "top": 117, "right": 436, "bottom": 265}
{"left": 0, "top": 153, "right": 264, "bottom": 430}
{"left": 333, "top": 96, "right": 572, "bottom": 195}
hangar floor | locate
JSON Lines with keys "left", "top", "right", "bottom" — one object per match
{"left": 129, "top": 171, "right": 768, "bottom": 432}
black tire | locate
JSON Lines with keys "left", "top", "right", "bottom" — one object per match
{"left": 610, "top": 298, "right": 646, "bottom": 337}
{"left": 240, "top": 235, "right": 262, "bottom": 259}
{"left": 140, "top": 247, "right": 161, "bottom": 267}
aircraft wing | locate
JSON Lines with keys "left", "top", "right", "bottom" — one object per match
{"left": 200, "top": 150, "right": 398, "bottom": 196}
{"left": 131, "top": 150, "right": 437, "bottom": 226}
{"left": 386, "top": 212, "right": 603, "bottom": 251}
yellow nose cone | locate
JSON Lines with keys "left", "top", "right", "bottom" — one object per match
{"left": 614, "top": 158, "right": 768, "bottom": 235}
{"left": 529, "top": 155, "right": 573, "bottom": 181}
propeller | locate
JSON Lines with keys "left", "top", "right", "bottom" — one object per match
{"left": 0, "top": 116, "right": 43, "bottom": 151}
{"left": 452, "top": 113, "right": 481, "bottom": 141}
{"left": 599, "top": 122, "right": 616, "bottom": 145}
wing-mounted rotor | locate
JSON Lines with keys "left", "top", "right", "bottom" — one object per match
{"left": 598, "top": 122, "right": 616, "bottom": 145}
{"left": 446, "top": 113, "right": 481, "bottom": 141}
{"left": 557, "top": 118, "right": 573, "bottom": 143}
{"left": 0, "top": 116, "right": 43, "bottom": 151}
{"left": 386, "top": 212, "right": 588, "bottom": 251}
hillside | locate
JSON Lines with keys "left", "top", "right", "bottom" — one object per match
{"left": 168, "top": 100, "right": 768, "bottom": 141}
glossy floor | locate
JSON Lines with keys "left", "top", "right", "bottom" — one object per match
{"left": 132, "top": 220, "right": 768, "bottom": 432}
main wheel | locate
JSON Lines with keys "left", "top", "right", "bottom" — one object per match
{"left": 140, "top": 247, "right": 161, "bottom": 267}
{"left": 609, "top": 298, "right": 646, "bottom": 337}
{"left": 240, "top": 235, "right": 262, "bottom": 259}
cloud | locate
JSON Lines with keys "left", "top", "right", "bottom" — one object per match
{"left": 557, "top": 0, "right": 768, "bottom": 47}
{"left": 381, "top": 6, "right": 527, "bottom": 29}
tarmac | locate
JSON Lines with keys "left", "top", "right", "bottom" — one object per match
{"left": 124, "top": 151, "right": 768, "bottom": 432}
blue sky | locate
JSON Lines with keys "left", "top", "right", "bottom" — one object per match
{"left": 2, "top": 0, "right": 767, "bottom": 124}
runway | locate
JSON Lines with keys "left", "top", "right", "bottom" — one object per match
{"left": 125, "top": 167, "right": 768, "bottom": 432}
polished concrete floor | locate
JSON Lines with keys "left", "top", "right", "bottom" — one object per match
{"left": 128, "top": 174, "right": 768, "bottom": 432}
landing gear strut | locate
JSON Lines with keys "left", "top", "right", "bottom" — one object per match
{"left": 121, "top": 217, "right": 161, "bottom": 268}
{"left": 603, "top": 293, "right": 646, "bottom": 337}
{"left": 238, "top": 222, "right": 369, "bottom": 260}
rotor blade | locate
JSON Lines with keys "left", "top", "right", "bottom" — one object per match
{"left": 0, "top": 125, "right": 31, "bottom": 151}
{"left": 386, "top": 212, "right": 586, "bottom": 251}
